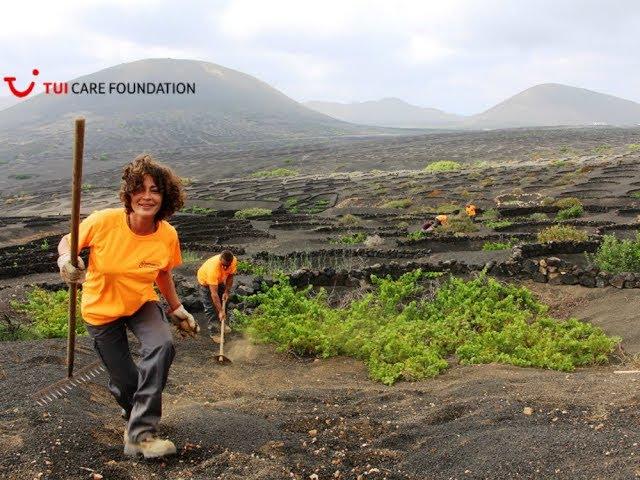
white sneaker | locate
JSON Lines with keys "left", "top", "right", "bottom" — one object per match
{"left": 124, "top": 432, "right": 177, "bottom": 458}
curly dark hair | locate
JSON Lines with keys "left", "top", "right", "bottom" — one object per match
{"left": 119, "top": 153, "right": 185, "bottom": 221}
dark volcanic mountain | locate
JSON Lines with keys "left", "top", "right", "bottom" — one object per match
{"left": 0, "top": 58, "right": 369, "bottom": 190}
{"left": 469, "top": 83, "right": 640, "bottom": 128}
{"left": 305, "top": 97, "right": 462, "bottom": 128}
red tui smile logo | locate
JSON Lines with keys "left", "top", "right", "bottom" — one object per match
{"left": 3, "top": 69, "right": 39, "bottom": 98}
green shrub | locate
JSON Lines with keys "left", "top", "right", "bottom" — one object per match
{"left": 307, "top": 199, "right": 330, "bottom": 214}
{"left": 11, "top": 174, "right": 33, "bottom": 180}
{"left": 332, "top": 232, "right": 367, "bottom": 245}
{"left": 481, "top": 208, "right": 499, "bottom": 221}
{"left": 339, "top": 214, "right": 360, "bottom": 226}
{"left": 593, "top": 144, "right": 612, "bottom": 155}
{"left": 234, "top": 208, "right": 272, "bottom": 219}
{"left": 10, "top": 288, "right": 85, "bottom": 339}
{"left": 0, "top": 315, "right": 34, "bottom": 341}
{"left": 381, "top": 199, "right": 413, "bottom": 209}
{"left": 407, "top": 230, "right": 427, "bottom": 241}
{"left": 554, "top": 197, "right": 582, "bottom": 209}
{"left": 251, "top": 168, "right": 298, "bottom": 178}
{"left": 236, "top": 271, "right": 618, "bottom": 385}
{"left": 439, "top": 214, "right": 478, "bottom": 234}
{"left": 628, "top": 144, "right": 640, "bottom": 152}
{"left": 424, "top": 161, "right": 462, "bottom": 173}
{"left": 587, "top": 233, "right": 640, "bottom": 274}
{"left": 556, "top": 204, "right": 584, "bottom": 220}
{"left": 537, "top": 225, "right": 588, "bottom": 243}
{"left": 435, "top": 203, "right": 459, "bottom": 214}
{"left": 529, "top": 212, "right": 548, "bottom": 221}
{"left": 182, "top": 250, "right": 202, "bottom": 264}
{"left": 482, "top": 239, "right": 517, "bottom": 251}
{"left": 237, "top": 259, "right": 269, "bottom": 276}
{"left": 484, "top": 220, "right": 513, "bottom": 230}
{"left": 182, "top": 205, "right": 215, "bottom": 215}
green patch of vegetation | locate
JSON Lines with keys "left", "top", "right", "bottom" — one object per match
{"left": 0, "top": 315, "right": 33, "bottom": 341}
{"left": 99, "top": 154, "right": 109, "bottom": 161}
{"left": 628, "top": 144, "right": 640, "bottom": 152}
{"left": 631, "top": 192, "right": 640, "bottom": 199}
{"left": 235, "top": 271, "right": 618, "bottom": 385}
{"left": 9, "top": 288, "right": 85, "bottom": 339}
{"left": 537, "top": 225, "right": 588, "bottom": 243}
{"left": 484, "top": 220, "right": 513, "bottom": 230}
{"left": 40, "top": 239, "right": 49, "bottom": 251}
{"left": 182, "top": 205, "right": 215, "bottom": 215}
{"left": 435, "top": 203, "right": 459, "bottom": 214}
{"left": 436, "top": 213, "right": 478, "bottom": 235}
{"left": 339, "top": 214, "right": 361, "bottom": 226}
{"left": 553, "top": 171, "right": 582, "bottom": 186}
{"left": 471, "top": 161, "right": 489, "bottom": 170}
{"left": 407, "top": 230, "right": 427, "bottom": 241}
{"left": 424, "top": 161, "right": 462, "bottom": 173}
{"left": 482, "top": 239, "right": 517, "bottom": 251}
{"left": 551, "top": 159, "right": 567, "bottom": 168}
{"left": 332, "top": 232, "right": 368, "bottom": 245}
{"left": 439, "top": 214, "right": 478, "bottom": 235}
{"left": 307, "top": 199, "right": 330, "bottom": 214}
{"left": 234, "top": 208, "right": 272, "bottom": 219}
{"left": 481, "top": 208, "right": 499, "bottom": 221}
{"left": 479, "top": 177, "right": 494, "bottom": 187}
{"left": 237, "top": 259, "right": 269, "bottom": 276}
{"left": 381, "top": 199, "right": 413, "bottom": 209}
{"left": 558, "top": 146, "right": 576, "bottom": 156}
{"left": 556, "top": 204, "right": 584, "bottom": 221}
{"left": 529, "top": 212, "right": 549, "bottom": 221}
{"left": 251, "top": 168, "right": 298, "bottom": 178}
{"left": 182, "top": 250, "right": 203, "bottom": 264}
{"left": 10, "top": 174, "right": 34, "bottom": 180}
{"left": 587, "top": 233, "right": 640, "bottom": 274}
{"left": 81, "top": 183, "right": 93, "bottom": 192}
{"left": 180, "top": 177, "right": 195, "bottom": 186}
{"left": 592, "top": 144, "right": 612, "bottom": 155}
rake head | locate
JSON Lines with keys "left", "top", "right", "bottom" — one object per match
{"left": 33, "top": 359, "right": 105, "bottom": 407}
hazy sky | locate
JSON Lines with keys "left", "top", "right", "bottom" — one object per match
{"left": 1, "top": 0, "right": 639, "bottom": 114}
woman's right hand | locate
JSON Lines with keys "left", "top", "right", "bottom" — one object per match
{"left": 57, "top": 253, "right": 86, "bottom": 284}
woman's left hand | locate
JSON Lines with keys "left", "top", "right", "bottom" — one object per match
{"left": 168, "top": 304, "right": 200, "bottom": 338}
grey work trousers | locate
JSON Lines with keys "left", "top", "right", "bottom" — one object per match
{"left": 199, "top": 284, "right": 226, "bottom": 333}
{"left": 86, "top": 301, "right": 175, "bottom": 442}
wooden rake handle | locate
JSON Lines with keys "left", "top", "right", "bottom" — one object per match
{"left": 67, "top": 118, "right": 85, "bottom": 378}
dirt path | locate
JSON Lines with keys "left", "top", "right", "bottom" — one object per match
{"left": 2, "top": 315, "right": 640, "bottom": 480}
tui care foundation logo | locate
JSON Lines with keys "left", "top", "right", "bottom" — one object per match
{"left": 3, "top": 68, "right": 196, "bottom": 98}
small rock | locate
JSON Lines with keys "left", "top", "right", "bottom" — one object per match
{"left": 92, "top": 474, "right": 104, "bottom": 480}
{"left": 308, "top": 429, "right": 318, "bottom": 437}
{"left": 523, "top": 407, "right": 534, "bottom": 416}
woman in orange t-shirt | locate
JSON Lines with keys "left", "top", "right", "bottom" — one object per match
{"left": 57, "top": 154, "right": 198, "bottom": 459}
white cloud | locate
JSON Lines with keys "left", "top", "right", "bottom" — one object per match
{"left": 403, "top": 34, "right": 456, "bottom": 65}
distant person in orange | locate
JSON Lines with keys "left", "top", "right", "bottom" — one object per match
{"left": 421, "top": 214, "right": 448, "bottom": 233}
{"left": 197, "top": 250, "right": 237, "bottom": 339}
{"left": 465, "top": 203, "right": 477, "bottom": 221}
{"left": 56, "top": 154, "right": 199, "bottom": 459}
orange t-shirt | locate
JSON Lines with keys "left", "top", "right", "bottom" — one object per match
{"left": 197, "top": 254, "right": 237, "bottom": 286}
{"left": 78, "top": 208, "right": 182, "bottom": 325}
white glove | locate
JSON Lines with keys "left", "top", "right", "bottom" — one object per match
{"left": 57, "top": 253, "right": 86, "bottom": 284}
{"left": 168, "top": 304, "right": 200, "bottom": 338}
